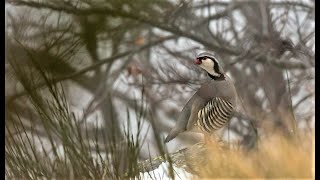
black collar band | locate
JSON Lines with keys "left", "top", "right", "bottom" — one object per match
{"left": 208, "top": 73, "right": 225, "bottom": 81}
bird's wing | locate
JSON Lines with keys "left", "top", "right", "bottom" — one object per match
{"left": 185, "top": 97, "right": 208, "bottom": 131}
{"left": 195, "top": 97, "right": 235, "bottom": 133}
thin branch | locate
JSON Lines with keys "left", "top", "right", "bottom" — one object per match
{"left": 6, "top": 35, "right": 177, "bottom": 103}
{"left": 293, "top": 93, "right": 314, "bottom": 110}
{"left": 7, "top": 0, "right": 241, "bottom": 55}
{"left": 193, "top": 0, "right": 313, "bottom": 10}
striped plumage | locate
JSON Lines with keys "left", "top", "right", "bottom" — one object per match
{"left": 196, "top": 97, "right": 234, "bottom": 133}
{"left": 164, "top": 52, "right": 237, "bottom": 143}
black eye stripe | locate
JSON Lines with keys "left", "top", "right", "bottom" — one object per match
{"left": 198, "top": 56, "right": 217, "bottom": 62}
{"left": 213, "top": 60, "right": 221, "bottom": 74}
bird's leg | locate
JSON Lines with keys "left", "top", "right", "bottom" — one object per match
{"left": 204, "top": 134, "right": 225, "bottom": 149}
{"left": 213, "top": 134, "right": 227, "bottom": 149}
{"left": 204, "top": 134, "right": 216, "bottom": 145}
{"left": 204, "top": 134, "right": 210, "bottom": 144}
{"left": 215, "top": 134, "right": 225, "bottom": 147}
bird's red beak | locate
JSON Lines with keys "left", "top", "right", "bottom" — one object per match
{"left": 194, "top": 58, "right": 201, "bottom": 65}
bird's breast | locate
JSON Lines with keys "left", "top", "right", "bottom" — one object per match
{"left": 196, "top": 97, "right": 235, "bottom": 134}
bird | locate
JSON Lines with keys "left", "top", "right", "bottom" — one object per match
{"left": 164, "top": 52, "right": 237, "bottom": 144}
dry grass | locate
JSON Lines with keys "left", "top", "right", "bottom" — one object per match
{"left": 193, "top": 132, "right": 314, "bottom": 179}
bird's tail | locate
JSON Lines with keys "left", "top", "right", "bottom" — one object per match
{"left": 164, "top": 127, "right": 182, "bottom": 143}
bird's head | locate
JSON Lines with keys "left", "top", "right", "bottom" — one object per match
{"left": 194, "top": 52, "right": 225, "bottom": 80}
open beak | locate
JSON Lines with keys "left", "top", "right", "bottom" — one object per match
{"left": 194, "top": 58, "right": 201, "bottom": 65}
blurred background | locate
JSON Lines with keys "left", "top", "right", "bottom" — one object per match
{"left": 5, "top": 0, "right": 314, "bottom": 178}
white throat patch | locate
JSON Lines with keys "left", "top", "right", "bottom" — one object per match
{"left": 199, "top": 58, "right": 220, "bottom": 76}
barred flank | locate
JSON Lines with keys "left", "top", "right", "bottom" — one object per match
{"left": 197, "top": 97, "right": 234, "bottom": 133}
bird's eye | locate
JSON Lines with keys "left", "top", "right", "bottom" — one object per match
{"left": 202, "top": 57, "right": 207, "bottom": 61}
